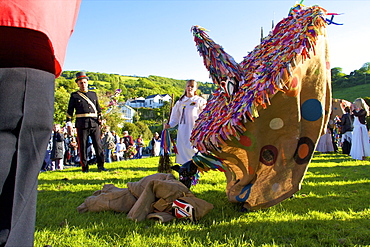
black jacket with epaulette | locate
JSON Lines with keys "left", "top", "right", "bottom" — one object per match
{"left": 66, "top": 91, "right": 102, "bottom": 129}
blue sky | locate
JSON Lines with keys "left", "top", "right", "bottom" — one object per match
{"left": 63, "top": 0, "right": 370, "bottom": 82}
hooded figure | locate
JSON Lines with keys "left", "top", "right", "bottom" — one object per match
{"left": 77, "top": 173, "right": 213, "bottom": 222}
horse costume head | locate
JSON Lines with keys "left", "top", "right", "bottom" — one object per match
{"left": 190, "top": 4, "right": 332, "bottom": 210}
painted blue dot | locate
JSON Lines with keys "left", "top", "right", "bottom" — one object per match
{"left": 301, "top": 99, "right": 323, "bottom": 121}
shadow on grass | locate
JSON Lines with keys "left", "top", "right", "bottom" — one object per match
{"left": 38, "top": 204, "right": 369, "bottom": 246}
{"left": 181, "top": 217, "right": 369, "bottom": 246}
{"left": 38, "top": 177, "right": 133, "bottom": 187}
{"left": 192, "top": 163, "right": 370, "bottom": 216}
{"left": 305, "top": 165, "right": 369, "bottom": 182}
{"left": 36, "top": 153, "right": 370, "bottom": 246}
{"left": 38, "top": 171, "right": 148, "bottom": 188}
{"left": 36, "top": 176, "right": 370, "bottom": 246}
{"left": 56, "top": 166, "right": 158, "bottom": 173}
{"left": 193, "top": 182, "right": 370, "bottom": 215}
{"left": 312, "top": 152, "right": 354, "bottom": 163}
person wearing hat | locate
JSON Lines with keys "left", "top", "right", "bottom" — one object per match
{"left": 66, "top": 72, "right": 107, "bottom": 172}
{"left": 122, "top": 131, "right": 135, "bottom": 160}
{"left": 0, "top": 1, "right": 81, "bottom": 246}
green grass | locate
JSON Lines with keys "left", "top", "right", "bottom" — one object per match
{"left": 333, "top": 83, "right": 370, "bottom": 102}
{"left": 35, "top": 154, "right": 370, "bottom": 247}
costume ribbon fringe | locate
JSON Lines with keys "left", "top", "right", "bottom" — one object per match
{"left": 190, "top": 4, "right": 330, "bottom": 154}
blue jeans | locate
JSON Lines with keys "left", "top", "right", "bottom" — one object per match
{"left": 135, "top": 147, "right": 143, "bottom": 159}
{"left": 105, "top": 148, "right": 112, "bottom": 163}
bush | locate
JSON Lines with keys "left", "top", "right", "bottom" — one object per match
{"left": 120, "top": 121, "right": 153, "bottom": 142}
{"left": 120, "top": 122, "right": 139, "bottom": 139}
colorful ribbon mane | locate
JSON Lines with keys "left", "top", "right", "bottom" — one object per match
{"left": 191, "top": 4, "right": 328, "bottom": 153}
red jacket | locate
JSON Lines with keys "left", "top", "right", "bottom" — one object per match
{"left": 0, "top": 0, "right": 81, "bottom": 77}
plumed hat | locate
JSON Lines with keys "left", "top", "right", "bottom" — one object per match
{"left": 75, "top": 71, "right": 89, "bottom": 82}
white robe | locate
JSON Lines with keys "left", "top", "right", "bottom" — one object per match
{"left": 152, "top": 138, "right": 161, "bottom": 156}
{"left": 315, "top": 132, "right": 334, "bottom": 153}
{"left": 350, "top": 116, "right": 370, "bottom": 160}
{"left": 169, "top": 95, "right": 206, "bottom": 164}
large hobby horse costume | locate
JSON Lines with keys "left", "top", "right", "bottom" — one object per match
{"left": 190, "top": 4, "right": 332, "bottom": 211}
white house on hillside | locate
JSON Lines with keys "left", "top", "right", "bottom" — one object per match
{"left": 126, "top": 97, "right": 145, "bottom": 108}
{"left": 119, "top": 105, "right": 136, "bottom": 123}
{"left": 145, "top": 94, "right": 172, "bottom": 108}
{"left": 127, "top": 94, "right": 172, "bottom": 109}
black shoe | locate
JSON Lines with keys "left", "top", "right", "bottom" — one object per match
{"left": 240, "top": 207, "right": 250, "bottom": 213}
{"left": 98, "top": 166, "right": 108, "bottom": 172}
{"left": 82, "top": 165, "right": 89, "bottom": 173}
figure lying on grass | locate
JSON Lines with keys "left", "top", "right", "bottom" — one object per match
{"left": 77, "top": 173, "right": 213, "bottom": 222}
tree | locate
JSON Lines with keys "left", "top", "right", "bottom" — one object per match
{"left": 160, "top": 101, "right": 172, "bottom": 121}
{"left": 120, "top": 122, "right": 139, "bottom": 138}
{"left": 110, "top": 79, "right": 119, "bottom": 92}
{"left": 360, "top": 62, "right": 370, "bottom": 73}
{"left": 359, "top": 63, "right": 370, "bottom": 84}
{"left": 331, "top": 67, "right": 346, "bottom": 81}
{"left": 134, "top": 121, "right": 153, "bottom": 140}
{"left": 104, "top": 111, "right": 123, "bottom": 132}
{"left": 56, "top": 77, "right": 77, "bottom": 93}
{"left": 54, "top": 86, "right": 70, "bottom": 124}
{"left": 133, "top": 111, "right": 141, "bottom": 122}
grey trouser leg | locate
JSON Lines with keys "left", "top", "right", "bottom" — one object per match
{"left": 0, "top": 68, "right": 54, "bottom": 247}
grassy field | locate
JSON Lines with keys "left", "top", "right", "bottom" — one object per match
{"left": 332, "top": 84, "right": 370, "bottom": 102}
{"left": 35, "top": 153, "right": 370, "bottom": 247}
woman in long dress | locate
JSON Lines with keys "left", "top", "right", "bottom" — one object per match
{"left": 50, "top": 124, "right": 65, "bottom": 170}
{"left": 350, "top": 98, "right": 370, "bottom": 160}
{"left": 165, "top": 80, "right": 207, "bottom": 165}
{"left": 150, "top": 132, "right": 161, "bottom": 157}
{"left": 316, "top": 126, "right": 334, "bottom": 153}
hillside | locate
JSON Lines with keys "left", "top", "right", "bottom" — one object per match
{"left": 331, "top": 63, "right": 370, "bottom": 102}
{"left": 56, "top": 71, "right": 216, "bottom": 100}
{"left": 53, "top": 71, "right": 217, "bottom": 125}
{"left": 332, "top": 83, "right": 370, "bottom": 102}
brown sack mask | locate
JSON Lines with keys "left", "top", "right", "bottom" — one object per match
{"left": 77, "top": 184, "right": 137, "bottom": 213}
{"left": 190, "top": 5, "right": 332, "bottom": 210}
{"left": 127, "top": 173, "right": 176, "bottom": 198}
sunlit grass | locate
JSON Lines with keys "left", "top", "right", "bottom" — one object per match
{"left": 35, "top": 153, "right": 370, "bottom": 246}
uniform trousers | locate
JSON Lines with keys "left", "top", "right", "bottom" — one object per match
{"left": 0, "top": 68, "right": 54, "bottom": 247}
{"left": 76, "top": 125, "right": 105, "bottom": 169}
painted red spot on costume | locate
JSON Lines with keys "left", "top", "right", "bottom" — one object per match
{"left": 291, "top": 77, "right": 298, "bottom": 88}
{"left": 298, "top": 143, "right": 309, "bottom": 159}
{"left": 247, "top": 165, "right": 255, "bottom": 174}
{"left": 240, "top": 135, "right": 252, "bottom": 147}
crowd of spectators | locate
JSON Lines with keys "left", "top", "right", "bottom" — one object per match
{"left": 316, "top": 98, "right": 370, "bottom": 161}
{"left": 40, "top": 125, "right": 160, "bottom": 172}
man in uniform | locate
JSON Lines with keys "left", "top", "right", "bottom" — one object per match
{"left": 66, "top": 72, "right": 107, "bottom": 172}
